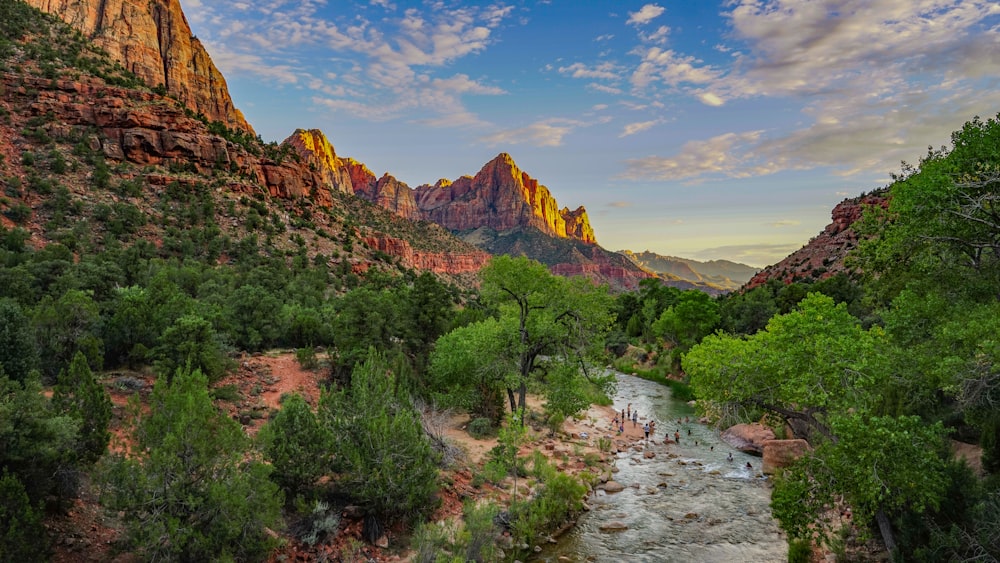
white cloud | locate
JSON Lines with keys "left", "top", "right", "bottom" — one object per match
{"left": 698, "top": 92, "right": 724, "bottom": 106}
{"left": 627, "top": 4, "right": 665, "bottom": 26}
{"left": 480, "top": 118, "right": 586, "bottom": 148}
{"left": 620, "top": 131, "right": 765, "bottom": 181}
{"left": 619, "top": 120, "right": 659, "bottom": 138}
{"left": 558, "top": 62, "right": 621, "bottom": 80}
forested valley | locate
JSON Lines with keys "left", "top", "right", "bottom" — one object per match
{"left": 1, "top": 1, "right": 999, "bottom": 561}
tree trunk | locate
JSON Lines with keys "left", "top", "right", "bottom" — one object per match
{"left": 875, "top": 507, "right": 897, "bottom": 556}
{"left": 507, "top": 388, "right": 517, "bottom": 414}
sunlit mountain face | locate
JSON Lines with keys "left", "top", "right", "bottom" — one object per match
{"left": 178, "top": 0, "right": 1000, "bottom": 267}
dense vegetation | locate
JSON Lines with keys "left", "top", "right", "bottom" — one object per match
{"left": 680, "top": 116, "right": 1000, "bottom": 560}
{"left": 2, "top": 1, "right": 998, "bottom": 560}
{"left": 0, "top": 2, "right": 602, "bottom": 559}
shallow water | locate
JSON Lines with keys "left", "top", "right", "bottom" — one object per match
{"left": 532, "top": 374, "right": 787, "bottom": 562}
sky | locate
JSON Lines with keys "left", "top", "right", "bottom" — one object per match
{"left": 178, "top": 0, "right": 1000, "bottom": 267}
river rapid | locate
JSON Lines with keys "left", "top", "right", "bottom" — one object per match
{"left": 533, "top": 373, "right": 787, "bottom": 562}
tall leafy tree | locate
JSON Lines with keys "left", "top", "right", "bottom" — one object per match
{"left": 32, "top": 289, "right": 103, "bottom": 380}
{"left": 0, "top": 370, "right": 79, "bottom": 505}
{"left": 684, "top": 293, "right": 948, "bottom": 553}
{"left": 0, "top": 298, "right": 38, "bottom": 382}
{"left": 475, "top": 255, "right": 614, "bottom": 416}
{"left": 685, "top": 293, "right": 884, "bottom": 440}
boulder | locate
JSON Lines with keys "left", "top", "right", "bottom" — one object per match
{"left": 761, "top": 439, "right": 811, "bottom": 474}
{"left": 721, "top": 423, "right": 775, "bottom": 455}
{"left": 602, "top": 481, "right": 625, "bottom": 493}
{"left": 599, "top": 521, "right": 628, "bottom": 532}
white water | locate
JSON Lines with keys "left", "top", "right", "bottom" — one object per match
{"left": 533, "top": 374, "right": 787, "bottom": 562}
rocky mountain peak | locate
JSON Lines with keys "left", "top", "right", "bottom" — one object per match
{"left": 26, "top": 0, "right": 252, "bottom": 133}
{"left": 281, "top": 129, "right": 354, "bottom": 195}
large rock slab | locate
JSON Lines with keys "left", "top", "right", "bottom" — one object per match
{"left": 761, "top": 439, "right": 811, "bottom": 474}
{"left": 721, "top": 423, "right": 775, "bottom": 456}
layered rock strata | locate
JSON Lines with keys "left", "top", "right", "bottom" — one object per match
{"left": 25, "top": 0, "right": 252, "bottom": 133}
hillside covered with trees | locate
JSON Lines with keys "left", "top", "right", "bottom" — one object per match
{"left": 2, "top": 0, "right": 999, "bottom": 561}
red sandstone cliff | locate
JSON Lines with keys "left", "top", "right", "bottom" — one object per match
{"left": 413, "top": 153, "right": 597, "bottom": 244}
{"left": 25, "top": 0, "right": 252, "bottom": 133}
{"left": 745, "top": 192, "right": 890, "bottom": 289}
{"left": 281, "top": 129, "right": 354, "bottom": 195}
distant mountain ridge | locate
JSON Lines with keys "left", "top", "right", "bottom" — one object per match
{"left": 619, "top": 250, "right": 758, "bottom": 292}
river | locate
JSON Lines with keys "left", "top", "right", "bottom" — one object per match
{"left": 532, "top": 373, "right": 788, "bottom": 562}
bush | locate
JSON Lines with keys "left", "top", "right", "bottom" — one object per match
{"left": 788, "top": 538, "right": 811, "bottom": 563}
{"left": 258, "top": 393, "right": 332, "bottom": 495}
{"left": 0, "top": 471, "right": 48, "bottom": 562}
{"left": 320, "top": 349, "right": 440, "bottom": 530}
{"left": 295, "top": 347, "right": 318, "bottom": 369}
{"left": 99, "top": 368, "right": 283, "bottom": 562}
{"left": 468, "top": 417, "right": 494, "bottom": 439}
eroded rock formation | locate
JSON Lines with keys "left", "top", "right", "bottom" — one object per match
{"left": 414, "top": 153, "right": 597, "bottom": 244}
{"left": 745, "top": 192, "right": 890, "bottom": 289}
{"left": 25, "top": 0, "right": 252, "bottom": 133}
{"left": 281, "top": 129, "right": 354, "bottom": 195}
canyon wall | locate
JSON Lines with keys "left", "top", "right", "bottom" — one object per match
{"left": 25, "top": 0, "right": 252, "bottom": 133}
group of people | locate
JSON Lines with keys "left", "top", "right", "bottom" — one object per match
{"left": 610, "top": 402, "right": 753, "bottom": 470}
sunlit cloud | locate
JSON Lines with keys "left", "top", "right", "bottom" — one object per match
{"left": 620, "top": 131, "right": 764, "bottom": 181}
{"left": 619, "top": 120, "right": 659, "bottom": 138}
{"left": 479, "top": 118, "right": 586, "bottom": 148}
{"left": 607, "top": 201, "right": 632, "bottom": 208}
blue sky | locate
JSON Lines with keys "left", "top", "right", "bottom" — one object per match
{"left": 179, "top": 0, "right": 1000, "bottom": 267}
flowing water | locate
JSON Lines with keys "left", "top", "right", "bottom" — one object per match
{"left": 533, "top": 373, "right": 787, "bottom": 562}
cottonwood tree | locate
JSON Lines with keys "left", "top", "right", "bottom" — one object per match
{"left": 433, "top": 256, "right": 613, "bottom": 419}
{"left": 684, "top": 293, "right": 947, "bottom": 554}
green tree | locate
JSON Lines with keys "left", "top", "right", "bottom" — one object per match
{"left": 257, "top": 393, "right": 332, "bottom": 496}
{"left": 327, "top": 286, "right": 404, "bottom": 385}
{"left": 320, "top": 349, "right": 440, "bottom": 538}
{"left": 153, "top": 314, "right": 229, "bottom": 381}
{"left": 102, "top": 285, "right": 156, "bottom": 368}
{"left": 473, "top": 256, "right": 613, "bottom": 416}
{"left": 771, "top": 415, "right": 948, "bottom": 553}
{"left": 0, "top": 298, "right": 38, "bottom": 382}
{"left": 402, "top": 271, "right": 455, "bottom": 373}
{"left": 0, "top": 371, "right": 79, "bottom": 505}
{"left": 686, "top": 293, "right": 884, "bottom": 439}
{"left": 0, "top": 470, "right": 48, "bottom": 563}
{"left": 225, "top": 284, "right": 282, "bottom": 352}
{"left": 651, "top": 289, "right": 720, "bottom": 371}
{"left": 99, "top": 368, "right": 282, "bottom": 562}
{"left": 428, "top": 316, "right": 516, "bottom": 422}
{"left": 685, "top": 293, "right": 947, "bottom": 554}
{"left": 52, "top": 351, "right": 111, "bottom": 464}
{"left": 33, "top": 289, "right": 103, "bottom": 380}
{"left": 718, "top": 285, "right": 778, "bottom": 335}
